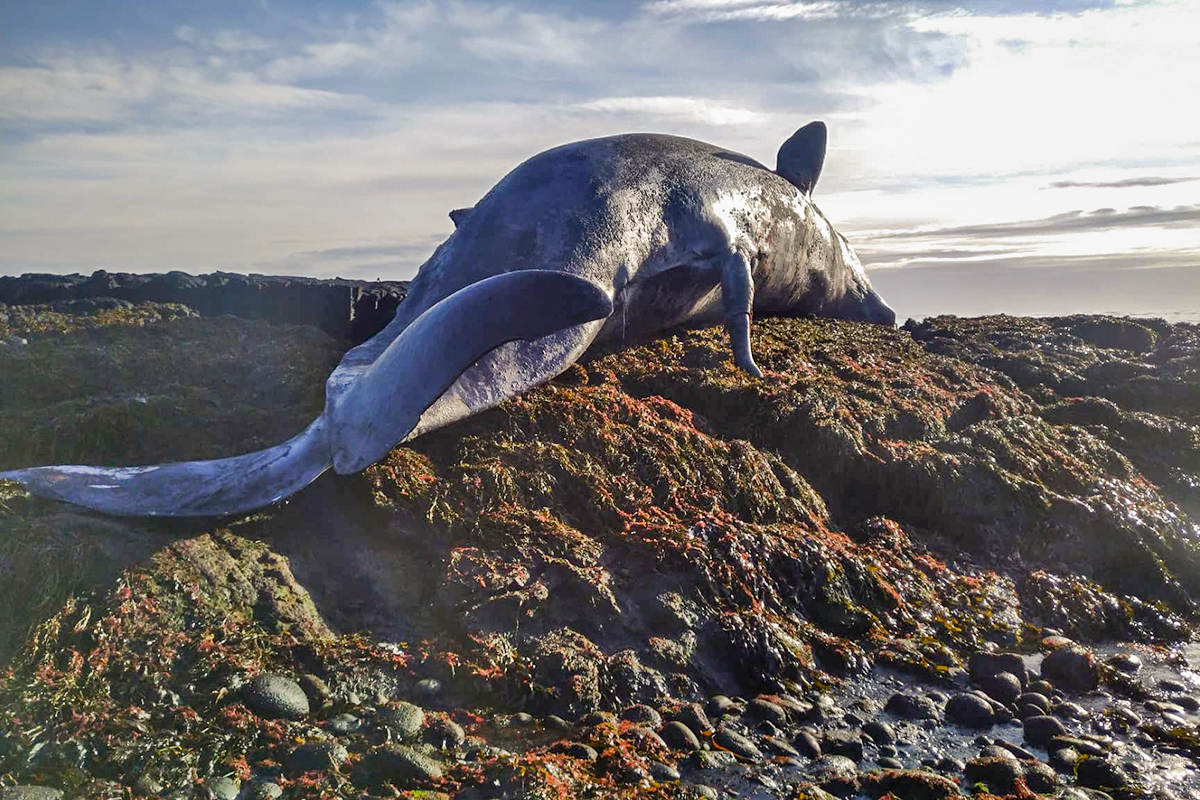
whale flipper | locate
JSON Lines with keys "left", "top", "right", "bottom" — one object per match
{"left": 0, "top": 418, "right": 332, "bottom": 517}
{"left": 329, "top": 270, "right": 612, "bottom": 473}
{"left": 1, "top": 270, "right": 612, "bottom": 516}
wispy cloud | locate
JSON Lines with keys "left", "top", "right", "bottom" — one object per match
{"left": 869, "top": 205, "right": 1200, "bottom": 241}
{"left": 1047, "top": 176, "right": 1199, "bottom": 189}
{"left": 571, "top": 96, "right": 769, "bottom": 126}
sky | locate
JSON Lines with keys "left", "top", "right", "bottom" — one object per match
{"left": 2, "top": 0, "right": 1198, "bottom": 321}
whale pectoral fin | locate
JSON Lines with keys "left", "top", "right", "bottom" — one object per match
{"left": 328, "top": 270, "right": 612, "bottom": 474}
{"left": 776, "top": 120, "right": 827, "bottom": 196}
{"left": 721, "top": 251, "right": 763, "bottom": 378}
{"left": 0, "top": 418, "right": 332, "bottom": 517}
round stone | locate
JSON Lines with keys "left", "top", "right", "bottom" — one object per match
{"left": 947, "top": 693, "right": 995, "bottom": 728}
{"left": 423, "top": 716, "right": 466, "bottom": 749}
{"left": 981, "top": 672, "right": 1023, "bottom": 706}
{"left": 713, "top": 727, "right": 762, "bottom": 760}
{"left": 286, "top": 741, "right": 349, "bottom": 775}
{"left": 661, "top": 721, "right": 701, "bottom": 751}
{"left": 862, "top": 719, "right": 896, "bottom": 745}
{"left": 620, "top": 704, "right": 662, "bottom": 728}
{"left": 746, "top": 698, "right": 788, "bottom": 727}
{"left": 377, "top": 701, "right": 425, "bottom": 740}
{"left": 794, "top": 730, "right": 822, "bottom": 758}
{"left": 1106, "top": 653, "right": 1142, "bottom": 673}
{"left": 1041, "top": 647, "right": 1098, "bottom": 693}
{"left": 242, "top": 674, "right": 310, "bottom": 720}
{"left": 352, "top": 744, "right": 443, "bottom": 789}
{"left": 669, "top": 703, "right": 712, "bottom": 734}
{"left": 885, "top": 692, "right": 941, "bottom": 720}
{"left": 1023, "top": 714, "right": 1067, "bottom": 746}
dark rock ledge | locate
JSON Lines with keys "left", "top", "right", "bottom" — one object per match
{"left": 1, "top": 291, "right": 1199, "bottom": 799}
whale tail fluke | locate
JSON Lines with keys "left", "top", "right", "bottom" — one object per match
{"left": 0, "top": 418, "right": 333, "bottom": 517}
{"left": 1, "top": 270, "right": 614, "bottom": 517}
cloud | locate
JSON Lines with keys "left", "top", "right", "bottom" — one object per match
{"left": 571, "top": 96, "right": 769, "bottom": 126}
{"left": 869, "top": 205, "right": 1200, "bottom": 241}
{"left": 1047, "top": 176, "right": 1199, "bottom": 189}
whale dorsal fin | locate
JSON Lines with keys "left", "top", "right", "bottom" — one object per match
{"left": 449, "top": 207, "right": 473, "bottom": 228}
{"left": 776, "top": 120, "right": 827, "bottom": 196}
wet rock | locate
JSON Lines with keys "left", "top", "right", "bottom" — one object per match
{"left": 862, "top": 719, "right": 896, "bottom": 745}
{"left": 682, "top": 750, "right": 737, "bottom": 770}
{"left": 558, "top": 742, "right": 599, "bottom": 761}
{"left": 821, "top": 729, "right": 864, "bottom": 762}
{"left": 1106, "top": 653, "right": 1143, "bottom": 673}
{"left": 861, "top": 769, "right": 960, "bottom": 800}
{"left": 795, "top": 729, "right": 822, "bottom": 758}
{"left": 1047, "top": 735, "right": 1105, "bottom": 756}
{"left": 1015, "top": 691, "right": 1051, "bottom": 713}
{"left": 377, "top": 701, "right": 426, "bottom": 740}
{"left": 423, "top": 715, "right": 466, "bottom": 749}
{"left": 620, "top": 703, "right": 662, "bottom": 728}
{"left": 286, "top": 741, "right": 349, "bottom": 775}
{"left": 648, "top": 761, "right": 680, "bottom": 781}
{"left": 1075, "top": 757, "right": 1134, "bottom": 793}
{"left": 242, "top": 674, "right": 310, "bottom": 720}
{"left": 352, "top": 744, "right": 443, "bottom": 789}
{"left": 1042, "top": 646, "right": 1099, "bottom": 693}
{"left": 969, "top": 652, "right": 1029, "bottom": 687}
{"left": 669, "top": 702, "right": 712, "bottom": 734}
{"left": 810, "top": 755, "right": 860, "bottom": 795}
{"left": 708, "top": 695, "right": 741, "bottom": 719}
{"left": 298, "top": 673, "right": 332, "bottom": 711}
{"left": 713, "top": 726, "right": 762, "bottom": 760}
{"left": 328, "top": 713, "right": 362, "bottom": 734}
{"left": 746, "top": 697, "right": 788, "bottom": 727}
{"left": 965, "top": 756, "right": 1024, "bottom": 794}
{"left": 1054, "top": 701, "right": 1089, "bottom": 720}
{"left": 980, "top": 671, "right": 1023, "bottom": 705}
{"left": 762, "top": 736, "right": 801, "bottom": 758}
{"left": 1158, "top": 677, "right": 1188, "bottom": 692}
{"left": 946, "top": 693, "right": 995, "bottom": 728}
{"left": 885, "top": 692, "right": 941, "bottom": 720}
{"left": 661, "top": 720, "right": 701, "bottom": 751}
{"left": 1024, "top": 714, "right": 1068, "bottom": 746}
{"left": 204, "top": 777, "right": 240, "bottom": 800}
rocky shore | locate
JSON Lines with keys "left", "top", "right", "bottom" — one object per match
{"left": 1, "top": 275, "right": 1199, "bottom": 800}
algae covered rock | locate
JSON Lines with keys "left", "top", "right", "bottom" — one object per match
{"left": 2, "top": 299, "right": 1199, "bottom": 798}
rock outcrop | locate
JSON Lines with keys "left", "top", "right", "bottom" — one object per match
{"left": 1, "top": 293, "right": 1198, "bottom": 799}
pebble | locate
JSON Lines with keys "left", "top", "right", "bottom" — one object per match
{"left": 661, "top": 721, "right": 701, "bottom": 751}
{"left": 1106, "top": 653, "right": 1142, "bottom": 673}
{"left": 1015, "top": 692, "right": 1051, "bottom": 713}
{"left": 1028, "top": 680, "right": 1055, "bottom": 695}
{"left": 242, "top": 674, "right": 310, "bottom": 720}
{"left": 965, "top": 756, "right": 1024, "bottom": 794}
{"left": 543, "top": 714, "right": 573, "bottom": 730}
{"left": 560, "top": 742, "right": 599, "bottom": 760}
{"left": 669, "top": 702, "right": 712, "bottom": 733}
{"left": 978, "top": 744, "right": 1017, "bottom": 760}
{"left": 285, "top": 741, "right": 349, "bottom": 774}
{"left": 1047, "top": 735, "right": 1105, "bottom": 756}
{"left": 327, "top": 713, "right": 362, "bottom": 734}
{"left": 995, "top": 740, "right": 1038, "bottom": 761}
{"left": 794, "top": 729, "right": 822, "bottom": 758}
{"left": 1169, "top": 694, "right": 1200, "bottom": 712}
{"left": 1054, "top": 701, "right": 1089, "bottom": 720}
{"left": 708, "top": 695, "right": 741, "bottom": 717}
{"left": 204, "top": 777, "right": 240, "bottom": 800}
{"left": 878, "top": 756, "right": 905, "bottom": 769}
{"left": 885, "top": 692, "right": 941, "bottom": 720}
{"left": 1075, "top": 757, "right": 1130, "bottom": 791}
{"left": 377, "top": 701, "right": 425, "bottom": 740}
{"left": 1024, "top": 714, "right": 1068, "bottom": 746}
{"left": 762, "top": 736, "right": 800, "bottom": 758}
{"left": 746, "top": 698, "right": 788, "bottom": 727}
{"left": 1041, "top": 646, "right": 1099, "bottom": 693}
{"left": 1158, "top": 678, "right": 1188, "bottom": 693}
{"left": 298, "top": 673, "right": 332, "bottom": 710}
{"left": 352, "top": 744, "right": 443, "bottom": 789}
{"left": 689, "top": 785, "right": 719, "bottom": 800}
{"left": 969, "top": 652, "right": 1028, "bottom": 686}
{"left": 946, "top": 693, "right": 995, "bottom": 728}
{"left": 620, "top": 704, "right": 662, "bottom": 728}
{"left": 648, "top": 761, "right": 680, "bottom": 781}
{"left": 821, "top": 729, "right": 863, "bottom": 762}
{"left": 713, "top": 726, "right": 762, "bottom": 760}
{"left": 862, "top": 719, "right": 896, "bottom": 745}
{"left": 423, "top": 716, "right": 466, "bottom": 748}
{"left": 980, "top": 672, "right": 1023, "bottom": 705}
{"left": 936, "top": 756, "right": 965, "bottom": 773}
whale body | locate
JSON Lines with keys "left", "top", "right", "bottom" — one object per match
{"left": 1, "top": 121, "right": 895, "bottom": 516}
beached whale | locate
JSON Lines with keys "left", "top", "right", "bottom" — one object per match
{"left": 0, "top": 121, "right": 895, "bottom": 516}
